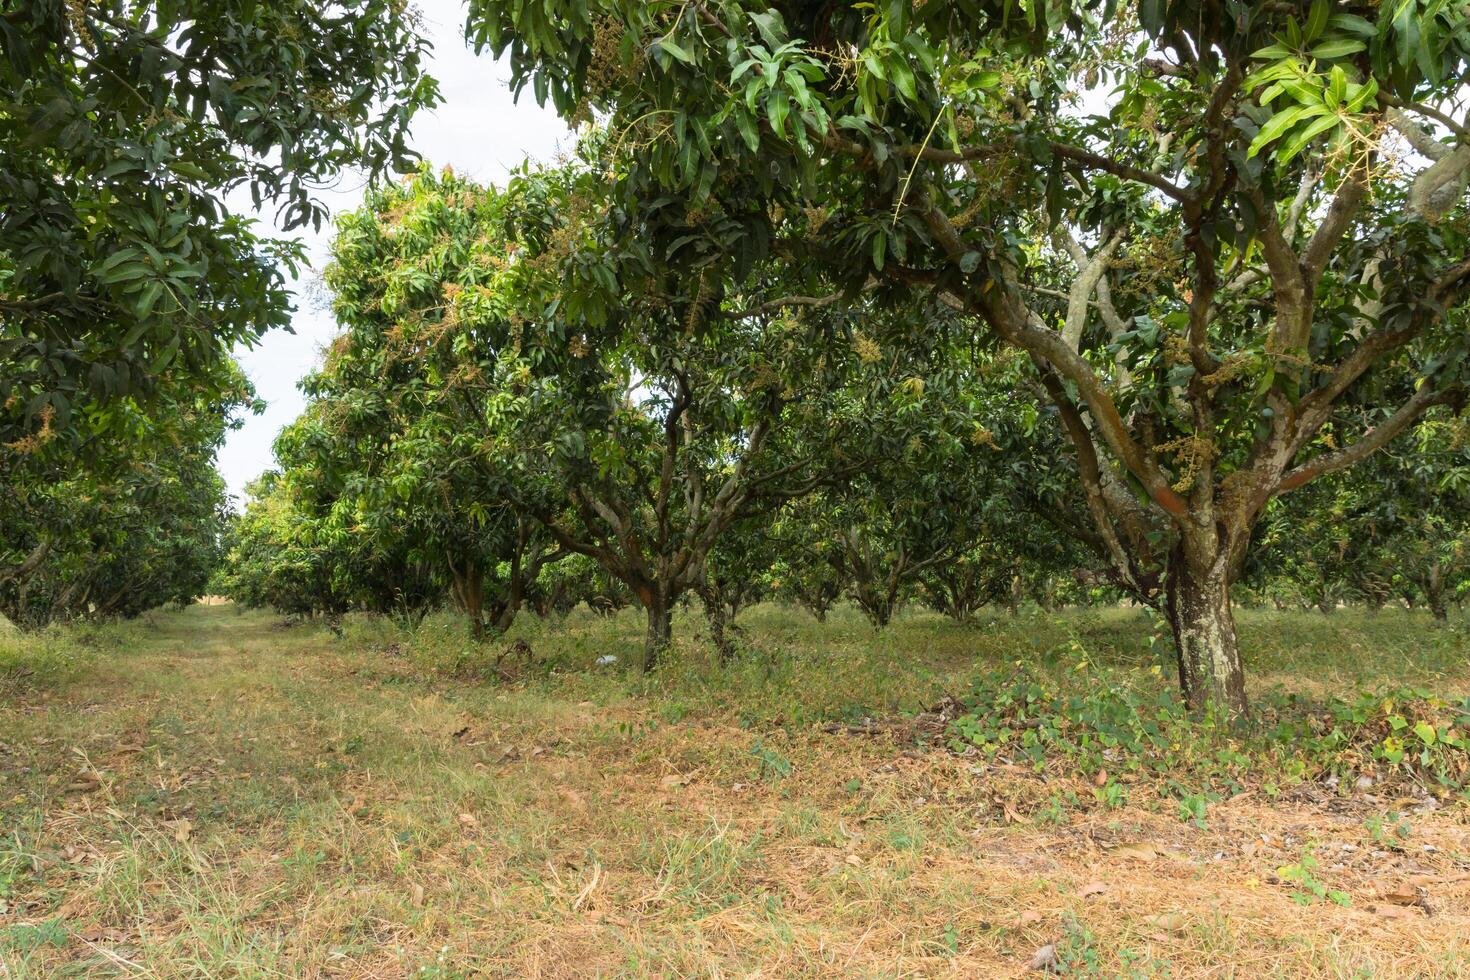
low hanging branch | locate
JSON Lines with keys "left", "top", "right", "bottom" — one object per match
{"left": 0, "top": 539, "right": 52, "bottom": 587}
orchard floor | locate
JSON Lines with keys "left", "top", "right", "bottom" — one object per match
{"left": 1, "top": 603, "right": 1468, "bottom": 978}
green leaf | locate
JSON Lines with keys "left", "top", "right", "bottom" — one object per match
{"left": 733, "top": 111, "right": 760, "bottom": 152}
{"left": 1305, "top": 0, "right": 1330, "bottom": 43}
{"left": 1310, "top": 38, "right": 1366, "bottom": 59}
{"left": 1251, "top": 42, "right": 1292, "bottom": 60}
{"left": 890, "top": 60, "right": 918, "bottom": 101}
{"left": 1344, "top": 76, "right": 1379, "bottom": 112}
{"left": 768, "top": 92, "right": 789, "bottom": 137}
{"left": 1413, "top": 721, "right": 1437, "bottom": 745}
{"left": 1247, "top": 104, "right": 1312, "bottom": 158}
{"left": 1326, "top": 65, "right": 1347, "bottom": 106}
{"left": 1278, "top": 112, "right": 1342, "bottom": 163}
{"left": 657, "top": 39, "right": 693, "bottom": 64}
{"left": 1327, "top": 13, "right": 1375, "bottom": 37}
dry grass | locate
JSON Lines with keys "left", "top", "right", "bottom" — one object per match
{"left": 1, "top": 603, "right": 1467, "bottom": 978}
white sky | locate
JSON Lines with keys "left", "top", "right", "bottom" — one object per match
{"left": 215, "top": 0, "right": 571, "bottom": 503}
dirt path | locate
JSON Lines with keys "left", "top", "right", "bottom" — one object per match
{"left": 1, "top": 606, "right": 1468, "bottom": 977}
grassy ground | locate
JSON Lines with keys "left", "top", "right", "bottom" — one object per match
{"left": 1, "top": 602, "right": 1467, "bottom": 977}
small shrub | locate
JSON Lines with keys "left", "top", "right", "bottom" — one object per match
{"left": 1276, "top": 848, "right": 1350, "bottom": 906}
{"left": 947, "top": 665, "right": 1470, "bottom": 802}
{"left": 0, "top": 627, "right": 96, "bottom": 693}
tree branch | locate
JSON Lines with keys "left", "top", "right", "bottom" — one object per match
{"left": 825, "top": 129, "right": 1192, "bottom": 204}
{"left": 1277, "top": 386, "right": 1461, "bottom": 493}
{"left": 719, "top": 292, "right": 846, "bottom": 319}
{"left": 0, "top": 539, "right": 53, "bottom": 587}
{"left": 1302, "top": 175, "right": 1368, "bottom": 280}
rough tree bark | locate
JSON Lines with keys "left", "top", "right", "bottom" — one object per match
{"left": 701, "top": 587, "right": 735, "bottom": 665}
{"left": 1164, "top": 541, "right": 1247, "bottom": 715}
{"left": 641, "top": 584, "right": 674, "bottom": 670}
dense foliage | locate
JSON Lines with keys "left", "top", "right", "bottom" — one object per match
{"left": 1, "top": 0, "right": 436, "bottom": 458}
{"left": 9, "top": 1, "right": 1468, "bottom": 719}
{"left": 0, "top": 360, "right": 248, "bottom": 627}
{"left": 465, "top": 0, "right": 1470, "bottom": 712}
{"left": 1, "top": 0, "right": 440, "bottom": 627}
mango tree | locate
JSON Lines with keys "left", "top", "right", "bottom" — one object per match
{"left": 2, "top": 0, "right": 436, "bottom": 462}
{"left": 473, "top": 0, "right": 1470, "bottom": 713}
{"left": 1, "top": 360, "right": 247, "bottom": 627}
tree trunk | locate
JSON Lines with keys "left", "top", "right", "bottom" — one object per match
{"left": 854, "top": 586, "right": 895, "bottom": 628}
{"left": 487, "top": 536, "right": 532, "bottom": 634}
{"left": 1426, "top": 564, "right": 1448, "bottom": 622}
{"left": 702, "top": 589, "right": 735, "bottom": 665}
{"left": 644, "top": 593, "right": 673, "bottom": 671}
{"left": 1165, "top": 547, "right": 1247, "bottom": 717}
{"left": 447, "top": 554, "right": 486, "bottom": 640}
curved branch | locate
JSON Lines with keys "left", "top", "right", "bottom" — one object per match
{"left": 0, "top": 539, "right": 53, "bottom": 587}
{"left": 1277, "top": 386, "right": 1461, "bottom": 493}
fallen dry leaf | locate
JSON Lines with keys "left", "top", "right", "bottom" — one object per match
{"left": 65, "top": 771, "right": 102, "bottom": 794}
{"left": 1370, "top": 903, "right": 1418, "bottom": 920}
{"left": 1015, "top": 910, "right": 1044, "bottom": 927}
{"left": 1374, "top": 884, "right": 1421, "bottom": 907}
{"left": 1108, "top": 842, "right": 1162, "bottom": 861}
{"left": 1079, "top": 881, "right": 1108, "bottom": 899}
{"left": 1028, "top": 943, "right": 1060, "bottom": 973}
{"left": 1143, "top": 911, "right": 1189, "bottom": 931}
{"left": 1093, "top": 769, "right": 1108, "bottom": 786}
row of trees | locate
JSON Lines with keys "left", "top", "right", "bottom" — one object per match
{"left": 0, "top": 360, "right": 248, "bottom": 628}
{"left": 7, "top": 2, "right": 1470, "bottom": 720}
{"left": 459, "top": 0, "right": 1470, "bottom": 716}
{"left": 221, "top": 338, "right": 1467, "bottom": 635}
{"left": 1251, "top": 415, "right": 1470, "bottom": 620}
{"left": 235, "top": 0, "right": 1470, "bottom": 717}
{"left": 2, "top": 2, "right": 439, "bottom": 627}
{"left": 214, "top": 161, "right": 1088, "bottom": 660}
{"left": 216, "top": 154, "right": 1466, "bottom": 690}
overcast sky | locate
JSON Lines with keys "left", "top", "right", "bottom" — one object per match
{"left": 215, "top": 0, "right": 571, "bottom": 503}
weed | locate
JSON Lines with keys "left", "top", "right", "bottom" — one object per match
{"left": 1276, "top": 847, "right": 1351, "bottom": 906}
{"left": 1177, "top": 792, "right": 1210, "bottom": 828}
{"left": 947, "top": 663, "right": 1470, "bottom": 804}
{"left": 1365, "top": 811, "right": 1413, "bottom": 849}
{"left": 749, "top": 738, "right": 791, "bottom": 781}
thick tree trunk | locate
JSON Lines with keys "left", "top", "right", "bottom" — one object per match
{"left": 1165, "top": 547, "right": 1247, "bottom": 717}
{"left": 702, "top": 590, "right": 735, "bottom": 665}
{"left": 644, "top": 594, "right": 673, "bottom": 671}
{"left": 855, "top": 587, "right": 895, "bottom": 628}
{"left": 465, "top": 575, "right": 486, "bottom": 640}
